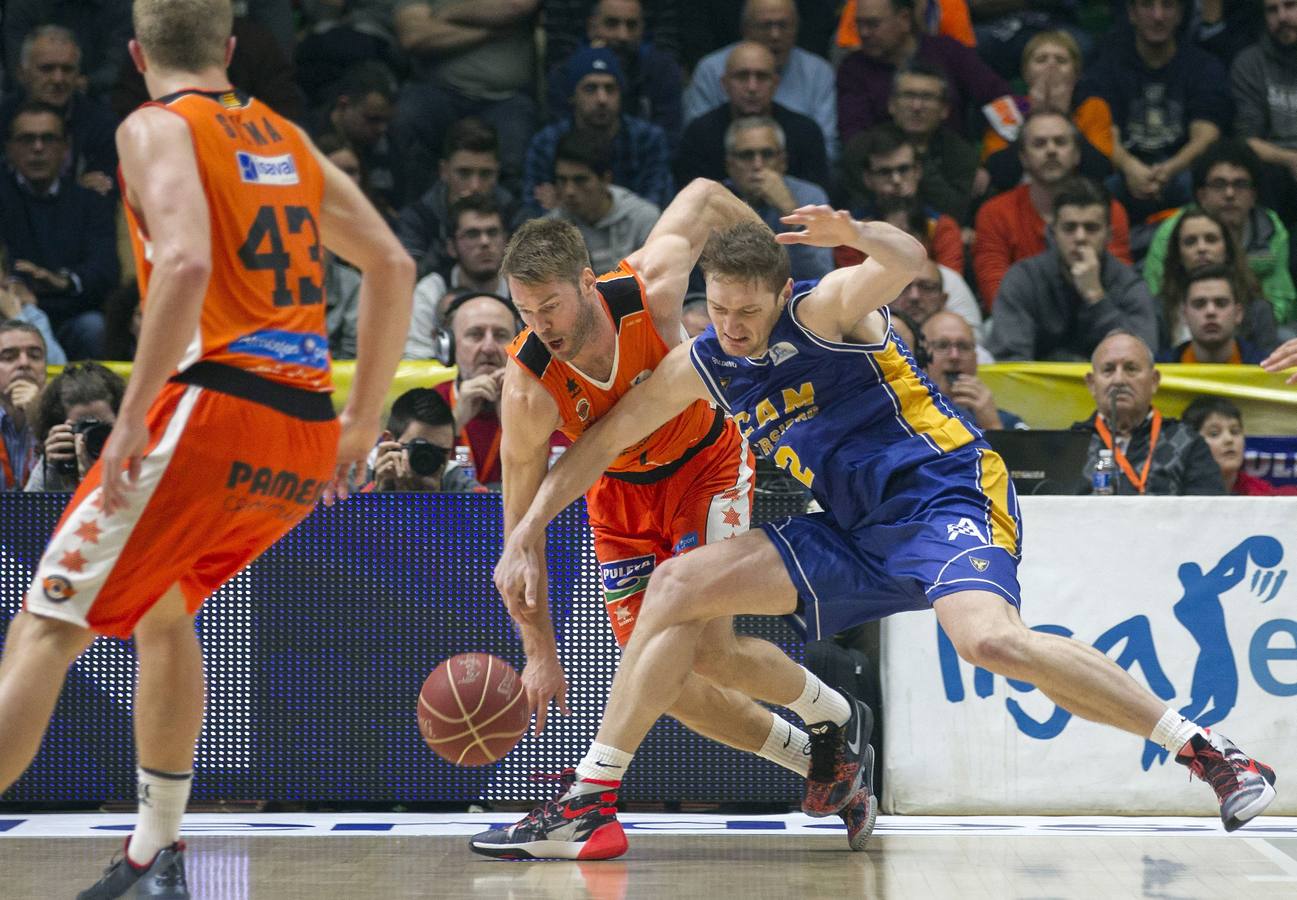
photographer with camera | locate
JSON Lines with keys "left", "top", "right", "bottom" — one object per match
{"left": 367, "top": 387, "right": 482, "bottom": 493}
{"left": 25, "top": 361, "right": 124, "bottom": 491}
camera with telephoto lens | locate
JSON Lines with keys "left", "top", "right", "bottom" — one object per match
{"left": 403, "top": 438, "right": 448, "bottom": 477}
{"left": 55, "top": 418, "right": 112, "bottom": 476}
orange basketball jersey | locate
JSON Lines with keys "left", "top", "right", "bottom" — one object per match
{"left": 508, "top": 262, "right": 721, "bottom": 478}
{"left": 122, "top": 89, "right": 331, "bottom": 392}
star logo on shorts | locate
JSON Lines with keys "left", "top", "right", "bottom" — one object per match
{"left": 74, "top": 519, "right": 102, "bottom": 544}
{"left": 722, "top": 506, "right": 743, "bottom": 527}
{"left": 59, "top": 549, "right": 87, "bottom": 574}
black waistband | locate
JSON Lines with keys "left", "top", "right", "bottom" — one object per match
{"left": 169, "top": 361, "right": 335, "bottom": 422}
{"left": 603, "top": 407, "right": 726, "bottom": 485}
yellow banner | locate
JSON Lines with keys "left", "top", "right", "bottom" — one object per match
{"left": 979, "top": 363, "right": 1297, "bottom": 434}
{"left": 85, "top": 361, "right": 1296, "bottom": 433}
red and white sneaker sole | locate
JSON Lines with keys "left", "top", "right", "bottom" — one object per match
{"left": 470, "top": 822, "right": 629, "bottom": 861}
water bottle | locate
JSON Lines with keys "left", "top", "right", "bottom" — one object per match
{"left": 453, "top": 445, "right": 474, "bottom": 482}
{"left": 1092, "top": 449, "right": 1117, "bottom": 495}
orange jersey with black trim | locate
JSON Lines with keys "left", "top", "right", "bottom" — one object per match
{"left": 122, "top": 88, "right": 331, "bottom": 392}
{"left": 508, "top": 262, "right": 719, "bottom": 476}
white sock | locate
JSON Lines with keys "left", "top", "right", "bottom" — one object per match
{"left": 127, "top": 767, "right": 192, "bottom": 867}
{"left": 785, "top": 666, "right": 852, "bottom": 726}
{"left": 757, "top": 712, "right": 810, "bottom": 777}
{"left": 572, "top": 742, "right": 633, "bottom": 793}
{"left": 1150, "top": 709, "right": 1206, "bottom": 754}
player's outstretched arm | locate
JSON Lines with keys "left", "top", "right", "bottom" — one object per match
{"left": 508, "top": 339, "right": 710, "bottom": 582}
{"left": 778, "top": 206, "right": 927, "bottom": 340}
{"left": 1262, "top": 338, "right": 1297, "bottom": 385}
{"left": 305, "top": 133, "right": 415, "bottom": 498}
{"left": 495, "top": 359, "right": 570, "bottom": 734}
{"left": 626, "top": 179, "right": 763, "bottom": 333}
{"left": 102, "top": 108, "right": 214, "bottom": 513}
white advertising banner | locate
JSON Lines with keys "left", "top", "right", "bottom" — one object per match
{"left": 882, "top": 497, "right": 1297, "bottom": 815}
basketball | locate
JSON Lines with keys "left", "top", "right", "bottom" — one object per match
{"left": 417, "top": 653, "right": 529, "bottom": 766}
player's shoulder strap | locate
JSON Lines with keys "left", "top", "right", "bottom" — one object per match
{"left": 595, "top": 263, "right": 646, "bottom": 329}
{"left": 512, "top": 331, "right": 552, "bottom": 381}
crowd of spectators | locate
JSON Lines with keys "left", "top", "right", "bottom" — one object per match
{"left": 2, "top": 0, "right": 1296, "bottom": 497}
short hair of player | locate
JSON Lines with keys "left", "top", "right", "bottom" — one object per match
{"left": 133, "top": 0, "right": 233, "bottom": 72}
{"left": 386, "top": 387, "right": 454, "bottom": 436}
{"left": 700, "top": 221, "right": 790, "bottom": 295}
{"left": 501, "top": 218, "right": 591, "bottom": 287}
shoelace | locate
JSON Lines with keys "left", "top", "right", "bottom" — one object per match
{"left": 807, "top": 724, "right": 840, "bottom": 782}
{"left": 516, "top": 769, "right": 580, "bottom": 828}
{"left": 1186, "top": 743, "right": 1242, "bottom": 799}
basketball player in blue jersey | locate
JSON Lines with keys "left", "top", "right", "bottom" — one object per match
{"left": 483, "top": 206, "right": 1277, "bottom": 860}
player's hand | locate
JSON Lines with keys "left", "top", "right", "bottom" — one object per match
{"left": 1262, "top": 337, "right": 1297, "bottom": 384}
{"left": 99, "top": 414, "right": 148, "bottom": 516}
{"left": 495, "top": 524, "right": 547, "bottom": 615}
{"left": 776, "top": 206, "right": 858, "bottom": 249}
{"left": 323, "top": 410, "right": 379, "bottom": 505}
{"left": 522, "top": 653, "right": 570, "bottom": 736}
{"left": 43, "top": 423, "right": 77, "bottom": 469}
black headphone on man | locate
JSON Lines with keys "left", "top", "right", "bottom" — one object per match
{"left": 432, "top": 291, "right": 522, "bottom": 367}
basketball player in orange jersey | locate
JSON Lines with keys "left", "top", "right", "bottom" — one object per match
{"left": 0, "top": 1, "right": 413, "bottom": 896}
{"left": 468, "top": 184, "right": 875, "bottom": 861}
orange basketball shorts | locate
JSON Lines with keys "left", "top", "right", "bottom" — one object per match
{"left": 585, "top": 421, "right": 754, "bottom": 646}
{"left": 25, "top": 378, "right": 338, "bottom": 638}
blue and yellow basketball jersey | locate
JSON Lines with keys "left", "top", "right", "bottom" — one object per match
{"left": 689, "top": 282, "right": 982, "bottom": 527}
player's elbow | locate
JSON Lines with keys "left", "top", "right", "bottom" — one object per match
{"left": 156, "top": 248, "right": 212, "bottom": 291}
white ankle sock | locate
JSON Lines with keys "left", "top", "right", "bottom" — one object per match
{"left": 127, "top": 767, "right": 192, "bottom": 867}
{"left": 785, "top": 667, "right": 852, "bottom": 726}
{"left": 757, "top": 712, "right": 810, "bottom": 777}
{"left": 1149, "top": 709, "right": 1206, "bottom": 754}
{"left": 573, "top": 742, "right": 634, "bottom": 791}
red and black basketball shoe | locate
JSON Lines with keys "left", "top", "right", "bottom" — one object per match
{"left": 469, "top": 769, "right": 628, "bottom": 860}
{"left": 838, "top": 782, "right": 877, "bottom": 851}
{"left": 803, "top": 693, "right": 874, "bottom": 817}
{"left": 1176, "top": 730, "right": 1277, "bottom": 832}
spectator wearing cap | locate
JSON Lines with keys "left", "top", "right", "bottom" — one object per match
{"left": 545, "top": 0, "right": 685, "bottom": 149}
{"left": 523, "top": 47, "right": 673, "bottom": 218}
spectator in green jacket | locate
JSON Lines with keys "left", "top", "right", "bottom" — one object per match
{"left": 1142, "top": 139, "right": 1296, "bottom": 325}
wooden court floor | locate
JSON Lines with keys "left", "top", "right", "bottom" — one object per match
{"left": 3, "top": 815, "right": 1297, "bottom": 899}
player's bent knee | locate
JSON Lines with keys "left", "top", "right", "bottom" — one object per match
{"left": 638, "top": 558, "right": 698, "bottom": 628}
{"left": 952, "top": 622, "right": 1033, "bottom": 677}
